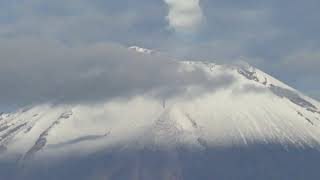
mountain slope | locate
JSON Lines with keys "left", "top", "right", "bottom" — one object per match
{"left": 1, "top": 51, "right": 320, "bottom": 179}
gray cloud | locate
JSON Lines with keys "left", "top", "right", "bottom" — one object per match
{"left": 0, "top": 0, "right": 169, "bottom": 48}
{"left": 0, "top": 38, "right": 235, "bottom": 107}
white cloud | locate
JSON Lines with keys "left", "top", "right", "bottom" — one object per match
{"left": 164, "top": 0, "right": 204, "bottom": 33}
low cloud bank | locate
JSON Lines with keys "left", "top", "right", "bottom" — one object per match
{"left": 0, "top": 38, "right": 234, "bottom": 107}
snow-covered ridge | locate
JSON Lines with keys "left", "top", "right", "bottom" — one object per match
{"left": 129, "top": 46, "right": 154, "bottom": 54}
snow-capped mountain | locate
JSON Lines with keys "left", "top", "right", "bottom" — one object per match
{"left": 1, "top": 47, "right": 320, "bottom": 180}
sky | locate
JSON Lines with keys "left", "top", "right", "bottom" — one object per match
{"left": 0, "top": 0, "right": 319, "bottom": 111}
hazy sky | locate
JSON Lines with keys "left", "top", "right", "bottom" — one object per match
{"left": 0, "top": 0, "right": 319, "bottom": 110}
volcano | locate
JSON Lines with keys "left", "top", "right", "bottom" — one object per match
{"left": 1, "top": 47, "right": 320, "bottom": 180}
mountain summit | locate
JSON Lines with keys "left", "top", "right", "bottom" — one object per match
{"left": 1, "top": 50, "right": 320, "bottom": 180}
{"left": 129, "top": 46, "right": 155, "bottom": 54}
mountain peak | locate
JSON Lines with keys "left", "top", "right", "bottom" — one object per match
{"left": 129, "top": 46, "right": 154, "bottom": 54}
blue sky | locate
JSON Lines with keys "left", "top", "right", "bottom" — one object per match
{"left": 0, "top": 0, "right": 319, "bottom": 111}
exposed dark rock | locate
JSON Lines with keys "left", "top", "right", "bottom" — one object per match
{"left": 185, "top": 114, "right": 198, "bottom": 129}
{"left": 23, "top": 130, "right": 48, "bottom": 160}
{"left": 238, "top": 68, "right": 259, "bottom": 82}
{"left": 59, "top": 111, "right": 73, "bottom": 119}
{"left": 23, "top": 111, "right": 73, "bottom": 160}
{"left": 0, "top": 123, "right": 27, "bottom": 140}
{"left": 0, "top": 125, "right": 10, "bottom": 133}
{"left": 47, "top": 132, "right": 110, "bottom": 149}
{"left": 297, "top": 112, "right": 314, "bottom": 125}
{"left": 24, "top": 126, "right": 33, "bottom": 134}
{"left": 270, "top": 85, "right": 318, "bottom": 113}
{"left": 262, "top": 77, "right": 268, "bottom": 85}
